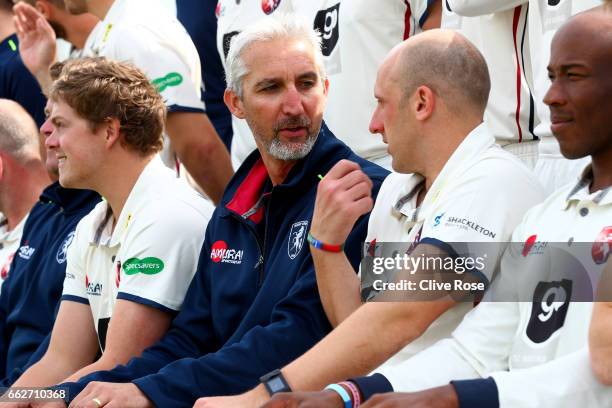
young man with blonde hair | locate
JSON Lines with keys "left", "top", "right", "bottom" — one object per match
{"left": 5, "top": 57, "right": 212, "bottom": 397}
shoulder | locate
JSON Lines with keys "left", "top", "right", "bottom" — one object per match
{"left": 454, "top": 146, "right": 544, "bottom": 200}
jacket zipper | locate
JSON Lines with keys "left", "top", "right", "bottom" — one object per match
{"left": 229, "top": 212, "right": 265, "bottom": 286}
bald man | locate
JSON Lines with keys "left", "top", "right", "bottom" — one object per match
{"left": 197, "top": 29, "right": 544, "bottom": 408}
{"left": 261, "top": 6, "right": 612, "bottom": 408}
{"left": 0, "top": 99, "right": 49, "bottom": 289}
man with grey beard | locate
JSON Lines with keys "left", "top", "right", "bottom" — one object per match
{"left": 36, "top": 14, "right": 388, "bottom": 408}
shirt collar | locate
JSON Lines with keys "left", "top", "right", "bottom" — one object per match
{"left": 563, "top": 164, "right": 612, "bottom": 209}
{"left": 89, "top": 155, "right": 165, "bottom": 247}
{"left": 392, "top": 123, "right": 493, "bottom": 222}
{"left": 0, "top": 214, "right": 28, "bottom": 243}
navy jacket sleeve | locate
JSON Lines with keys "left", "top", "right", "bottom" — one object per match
{"left": 0, "top": 332, "right": 50, "bottom": 387}
{"left": 130, "top": 215, "right": 370, "bottom": 408}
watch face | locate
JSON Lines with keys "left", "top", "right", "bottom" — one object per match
{"left": 268, "top": 377, "right": 285, "bottom": 393}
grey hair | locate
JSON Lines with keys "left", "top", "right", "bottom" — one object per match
{"left": 0, "top": 99, "right": 41, "bottom": 164}
{"left": 226, "top": 13, "right": 327, "bottom": 99}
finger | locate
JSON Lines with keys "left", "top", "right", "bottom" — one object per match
{"left": 37, "top": 17, "right": 56, "bottom": 39}
{"left": 344, "top": 180, "right": 373, "bottom": 203}
{"left": 14, "top": 2, "right": 43, "bottom": 23}
{"left": 351, "top": 195, "right": 374, "bottom": 218}
{"left": 333, "top": 169, "right": 371, "bottom": 192}
{"left": 13, "top": 15, "right": 24, "bottom": 38}
{"left": 323, "top": 160, "right": 361, "bottom": 181}
{"left": 13, "top": 5, "right": 36, "bottom": 32}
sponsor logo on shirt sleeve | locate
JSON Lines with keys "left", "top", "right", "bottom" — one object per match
{"left": 522, "top": 234, "right": 548, "bottom": 257}
{"left": 85, "top": 274, "right": 103, "bottom": 296}
{"left": 122, "top": 257, "right": 165, "bottom": 275}
{"left": 152, "top": 73, "right": 184, "bottom": 92}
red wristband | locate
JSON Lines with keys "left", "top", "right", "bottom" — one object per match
{"left": 307, "top": 232, "right": 344, "bottom": 252}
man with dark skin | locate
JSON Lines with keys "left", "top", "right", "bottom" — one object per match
{"left": 262, "top": 5, "right": 612, "bottom": 408}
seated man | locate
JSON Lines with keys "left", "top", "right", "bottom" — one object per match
{"left": 199, "top": 28, "right": 545, "bottom": 408}
{"left": 0, "top": 94, "right": 100, "bottom": 384}
{"left": 49, "top": 15, "right": 388, "bottom": 408}
{"left": 5, "top": 57, "right": 213, "bottom": 394}
{"left": 265, "top": 6, "right": 612, "bottom": 408}
{"left": 0, "top": 99, "right": 49, "bottom": 290}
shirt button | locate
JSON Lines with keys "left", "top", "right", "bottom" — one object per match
{"left": 579, "top": 207, "right": 589, "bottom": 217}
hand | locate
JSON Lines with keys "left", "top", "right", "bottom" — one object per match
{"left": 68, "top": 382, "right": 153, "bottom": 408}
{"left": 311, "top": 160, "right": 373, "bottom": 246}
{"left": 194, "top": 388, "right": 267, "bottom": 408}
{"left": 260, "top": 390, "right": 343, "bottom": 408}
{"left": 13, "top": 2, "right": 56, "bottom": 77}
{"left": 361, "top": 385, "right": 459, "bottom": 408}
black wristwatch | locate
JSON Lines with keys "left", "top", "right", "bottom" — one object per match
{"left": 260, "top": 369, "right": 292, "bottom": 395}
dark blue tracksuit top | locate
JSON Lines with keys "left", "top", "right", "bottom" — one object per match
{"left": 0, "top": 183, "right": 100, "bottom": 383}
{"left": 60, "top": 124, "right": 389, "bottom": 407}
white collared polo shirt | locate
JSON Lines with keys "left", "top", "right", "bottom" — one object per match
{"left": 84, "top": 0, "right": 203, "bottom": 113}
{"left": 371, "top": 168, "right": 612, "bottom": 407}
{"left": 367, "top": 123, "right": 544, "bottom": 368}
{"left": 83, "top": 0, "right": 205, "bottom": 172}
{"left": 61, "top": 157, "right": 213, "bottom": 349}
{"left": 0, "top": 214, "right": 28, "bottom": 290}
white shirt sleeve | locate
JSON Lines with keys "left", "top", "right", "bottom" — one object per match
{"left": 420, "top": 162, "right": 543, "bottom": 282}
{"left": 107, "top": 25, "right": 205, "bottom": 113}
{"left": 116, "top": 204, "right": 207, "bottom": 312}
{"left": 492, "top": 348, "right": 612, "bottom": 408}
{"left": 447, "top": 0, "right": 527, "bottom": 16}
{"left": 61, "top": 221, "right": 89, "bottom": 303}
{"left": 377, "top": 300, "right": 520, "bottom": 391}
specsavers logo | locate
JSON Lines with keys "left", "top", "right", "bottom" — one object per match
{"left": 152, "top": 72, "right": 183, "bottom": 92}
{"left": 122, "top": 257, "right": 165, "bottom": 275}
{"left": 211, "top": 240, "right": 243, "bottom": 265}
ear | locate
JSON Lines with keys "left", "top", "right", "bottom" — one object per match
{"left": 103, "top": 118, "right": 122, "bottom": 149}
{"left": 413, "top": 85, "right": 435, "bottom": 121}
{"left": 34, "top": 0, "right": 52, "bottom": 19}
{"left": 323, "top": 77, "right": 330, "bottom": 96}
{"left": 224, "top": 89, "right": 246, "bottom": 119}
{"left": 0, "top": 154, "right": 4, "bottom": 182}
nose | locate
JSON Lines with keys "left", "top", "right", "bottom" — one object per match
{"left": 369, "top": 105, "right": 384, "bottom": 135}
{"left": 281, "top": 85, "right": 306, "bottom": 116}
{"left": 543, "top": 77, "right": 566, "bottom": 108}
{"left": 41, "top": 119, "right": 58, "bottom": 150}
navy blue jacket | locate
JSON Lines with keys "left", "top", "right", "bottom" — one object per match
{"left": 0, "top": 34, "right": 46, "bottom": 127}
{"left": 0, "top": 183, "right": 100, "bottom": 383}
{"left": 61, "top": 125, "right": 388, "bottom": 407}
